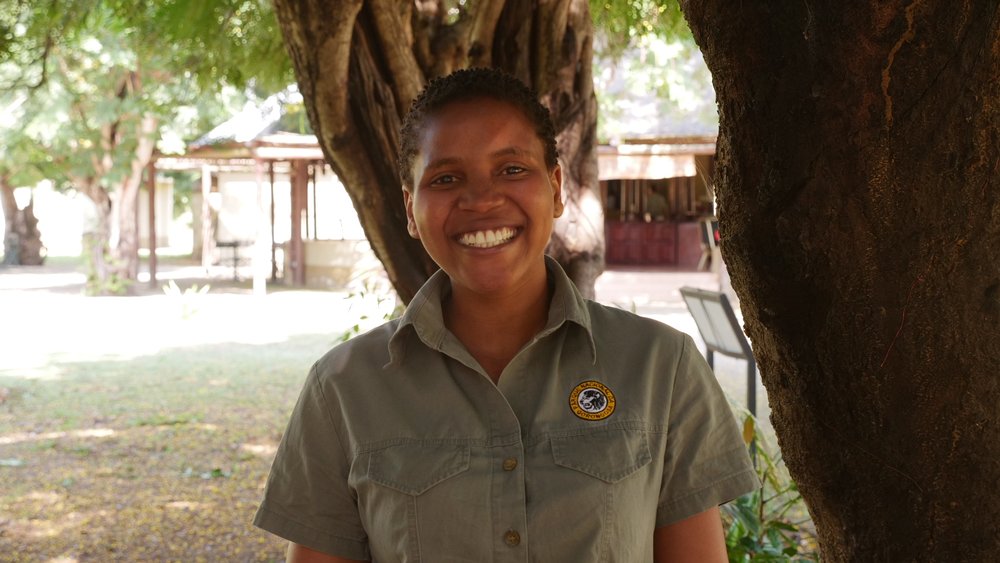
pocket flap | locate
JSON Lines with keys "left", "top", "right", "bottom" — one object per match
{"left": 368, "top": 442, "right": 471, "bottom": 495}
{"left": 551, "top": 429, "right": 652, "bottom": 483}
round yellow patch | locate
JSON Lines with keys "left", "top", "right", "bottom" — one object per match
{"left": 569, "top": 380, "right": 616, "bottom": 421}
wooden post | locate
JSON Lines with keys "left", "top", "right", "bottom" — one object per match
{"left": 311, "top": 162, "right": 318, "bottom": 239}
{"left": 290, "top": 160, "right": 308, "bottom": 286}
{"left": 201, "top": 164, "right": 213, "bottom": 271}
{"left": 252, "top": 157, "right": 268, "bottom": 296}
{"left": 147, "top": 160, "right": 157, "bottom": 287}
{"left": 269, "top": 161, "right": 277, "bottom": 281}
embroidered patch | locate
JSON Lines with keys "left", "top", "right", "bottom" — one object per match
{"left": 569, "top": 380, "right": 616, "bottom": 421}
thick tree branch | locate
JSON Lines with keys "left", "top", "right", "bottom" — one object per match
{"left": 368, "top": 0, "right": 425, "bottom": 111}
{"left": 466, "top": 0, "right": 507, "bottom": 67}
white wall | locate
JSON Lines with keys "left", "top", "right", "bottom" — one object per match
{"left": 138, "top": 178, "right": 175, "bottom": 250}
{"left": 216, "top": 168, "right": 366, "bottom": 244}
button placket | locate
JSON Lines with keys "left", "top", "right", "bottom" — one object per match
{"left": 487, "top": 366, "right": 528, "bottom": 560}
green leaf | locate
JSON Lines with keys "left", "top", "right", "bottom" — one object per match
{"left": 768, "top": 521, "right": 798, "bottom": 532}
{"left": 742, "top": 415, "right": 755, "bottom": 445}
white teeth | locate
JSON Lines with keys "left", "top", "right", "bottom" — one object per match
{"left": 459, "top": 227, "right": 517, "bottom": 248}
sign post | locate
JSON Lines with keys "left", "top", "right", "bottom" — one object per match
{"left": 679, "top": 286, "right": 758, "bottom": 418}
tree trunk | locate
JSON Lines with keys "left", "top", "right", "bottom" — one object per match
{"left": 112, "top": 114, "right": 158, "bottom": 281}
{"left": 681, "top": 1, "right": 999, "bottom": 560}
{"left": 1, "top": 175, "right": 18, "bottom": 265}
{"left": 15, "top": 196, "right": 44, "bottom": 265}
{"left": 114, "top": 177, "right": 141, "bottom": 280}
{"left": 272, "top": 0, "right": 604, "bottom": 303}
{"left": 1, "top": 176, "right": 45, "bottom": 266}
{"left": 74, "top": 175, "right": 119, "bottom": 295}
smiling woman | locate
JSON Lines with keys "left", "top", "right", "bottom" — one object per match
{"left": 253, "top": 68, "right": 758, "bottom": 563}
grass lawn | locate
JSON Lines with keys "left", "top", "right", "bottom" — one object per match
{"left": 0, "top": 269, "right": 387, "bottom": 562}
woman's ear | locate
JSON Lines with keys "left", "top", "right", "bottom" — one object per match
{"left": 403, "top": 188, "right": 420, "bottom": 239}
{"left": 551, "top": 166, "right": 565, "bottom": 218}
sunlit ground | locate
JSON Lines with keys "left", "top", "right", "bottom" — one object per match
{"left": 0, "top": 258, "right": 393, "bottom": 562}
{"left": 0, "top": 256, "right": 771, "bottom": 561}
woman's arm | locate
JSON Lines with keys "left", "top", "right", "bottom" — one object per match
{"left": 286, "top": 542, "right": 367, "bottom": 563}
{"left": 653, "top": 506, "right": 728, "bottom": 563}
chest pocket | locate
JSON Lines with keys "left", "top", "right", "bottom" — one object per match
{"left": 361, "top": 442, "right": 481, "bottom": 561}
{"left": 368, "top": 441, "right": 470, "bottom": 495}
{"left": 536, "top": 428, "right": 655, "bottom": 561}
{"left": 551, "top": 427, "right": 652, "bottom": 483}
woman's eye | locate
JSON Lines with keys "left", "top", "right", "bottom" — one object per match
{"left": 430, "top": 174, "right": 457, "bottom": 185}
{"left": 502, "top": 165, "right": 526, "bottom": 175}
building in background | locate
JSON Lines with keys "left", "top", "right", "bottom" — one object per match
{"left": 158, "top": 88, "right": 378, "bottom": 289}
{"left": 598, "top": 139, "right": 716, "bottom": 269}
{"left": 595, "top": 34, "right": 720, "bottom": 271}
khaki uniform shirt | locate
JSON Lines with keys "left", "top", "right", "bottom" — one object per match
{"left": 254, "top": 257, "right": 758, "bottom": 562}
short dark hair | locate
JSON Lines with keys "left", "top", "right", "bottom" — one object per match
{"left": 397, "top": 67, "right": 560, "bottom": 188}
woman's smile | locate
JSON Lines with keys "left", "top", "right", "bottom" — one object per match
{"left": 456, "top": 226, "right": 521, "bottom": 249}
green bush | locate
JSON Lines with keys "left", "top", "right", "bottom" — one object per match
{"left": 724, "top": 416, "right": 820, "bottom": 562}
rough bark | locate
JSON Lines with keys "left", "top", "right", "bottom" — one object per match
{"left": 1, "top": 176, "right": 45, "bottom": 266}
{"left": 272, "top": 0, "right": 604, "bottom": 302}
{"left": 681, "top": 1, "right": 1000, "bottom": 560}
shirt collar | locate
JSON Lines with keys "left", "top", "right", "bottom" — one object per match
{"left": 385, "top": 255, "right": 596, "bottom": 369}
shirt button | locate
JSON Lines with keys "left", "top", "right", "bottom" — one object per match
{"left": 504, "top": 530, "right": 521, "bottom": 546}
{"left": 502, "top": 457, "right": 518, "bottom": 471}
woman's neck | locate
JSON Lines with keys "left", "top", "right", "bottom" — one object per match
{"left": 444, "top": 274, "right": 551, "bottom": 383}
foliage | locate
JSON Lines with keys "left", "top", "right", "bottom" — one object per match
{"left": 724, "top": 416, "right": 820, "bottom": 562}
{"left": 162, "top": 279, "right": 211, "bottom": 319}
{"left": 148, "top": 0, "right": 293, "bottom": 94}
{"left": 0, "top": 0, "right": 291, "bottom": 93}
{"left": 0, "top": 1, "right": 289, "bottom": 182}
{"left": 593, "top": 33, "right": 716, "bottom": 142}
{"left": 589, "top": 0, "right": 716, "bottom": 142}
{"left": 2, "top": 2, "right": 248, "bottom": 183}
{"left": 590, "top": 0, "right": 691, "bottom": 55}
{"left": 0, "top": 0, "right": 284, "bottom": 286}
{"left": 338, "top": 267, "right": 403, "bottom": 342}
{"left": 81, "top": 234, "right": 130, "bottom": 295}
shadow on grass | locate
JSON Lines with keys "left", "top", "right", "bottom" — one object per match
{"left": 0, "top": 333, "right": 339, "bottom": 562}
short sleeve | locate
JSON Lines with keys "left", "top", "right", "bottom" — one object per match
{"left": 253, "top": 364, "right": 370, "bottom": 560}
{"left": 656, "top": 335, "right": 759, "bottom": 527}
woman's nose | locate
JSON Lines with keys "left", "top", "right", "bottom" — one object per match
{"left": 458, "top": 179, "right": 504, "bottom": 211}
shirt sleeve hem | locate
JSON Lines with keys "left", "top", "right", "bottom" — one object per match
{"left": 655, "top": 468, "right": 761, "bottom": 528}
{"left": 253, "top": 505, "right": 370, "bottom": 561}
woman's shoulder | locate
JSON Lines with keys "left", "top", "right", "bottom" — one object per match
{"left": 312, "top": 318, "right": 402, "bottom": 383}
{"left": 583, "top": 299, "right": 693, "bottom": 357}
{"left": 585, "top": 299, "right": 689, "bottom": 338}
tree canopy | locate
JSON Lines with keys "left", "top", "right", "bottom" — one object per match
{"left": 0, "top": 0, "right": 292, "bottom": 283}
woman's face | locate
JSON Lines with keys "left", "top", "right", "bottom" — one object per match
{"left": 404, "top": 97, "right": 563, "bottom": 299}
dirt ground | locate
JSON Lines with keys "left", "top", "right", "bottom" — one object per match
{"left": 0, "top": 259, "right": 384, "bottom": 562}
